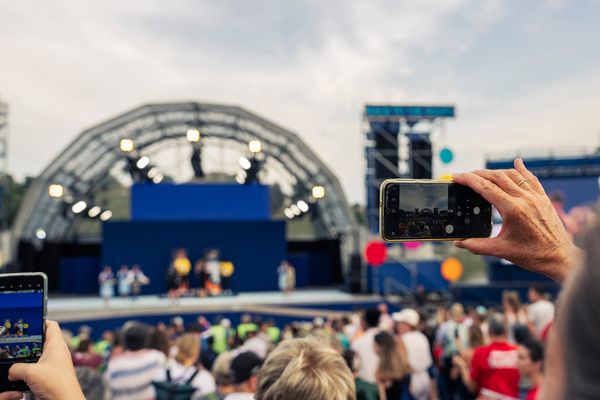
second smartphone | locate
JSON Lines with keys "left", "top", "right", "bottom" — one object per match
{"left": 380, "top": 179, "right": 493, "bottom": 242}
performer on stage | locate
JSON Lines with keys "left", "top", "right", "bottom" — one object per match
{"left": 117, "top": 264, "right": 132, "bottom": 297}
{"left": 172, "top": 249, "right": 192, "bottom": 295}
{"left": 130, "top": 264, "right": 150, "bottom": 300}
{"left": 194, "top": 257, "right": 207, "bottom": 297}
{"left": 98, "top": 266, "right": 115, "bottom": 305}
{"left": 205, "top": 249, "right": 222, "bottom": 296}
{"left": 278, "top": 260, "right": 295, "bottom": 294}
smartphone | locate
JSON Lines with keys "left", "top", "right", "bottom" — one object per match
{"left": 380, "top": 179, "right": 492, "bottom": 242}
{"left": 0, "top": 273, "right": 47, "bottom": 392}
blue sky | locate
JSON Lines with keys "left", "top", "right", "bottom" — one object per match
{"left": 0, "top": 0, "right": 598, "bottom": 203}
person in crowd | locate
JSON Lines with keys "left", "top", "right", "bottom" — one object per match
{"left": 517, "top": 339, "right": 544, "bottom": 400}
{"left": 377, "top": 303, "right": 393, "bottom": 332}
{"left": 237, "top": 314, "right": 258, "bottom": 341}
{"left": 351, "top": 308, "right": 381, "bottom": 384}
{"left": 1, "top": 320, "right": 86, "bottom": 399}
{"left": 549, "top": 191, "right": 575, "bottom": 236}
{"left": 255, "top": 338, "right": 355, "bottom": 400}
{"left": 70, "top": 325, "right": 92, "bottom": 350}
{"left": 147, "top": 326, "right": 171, "bottom": 357}
{"left": 393, "top": 308, "right": 434, "bottom": 400}
{"left": 172, "top": 248, "right": 193, "bottom": 295}
{"left": 155, "top": 333, "right": 216, "bottom": 399}
{"left": 224, "top": 351, "right": 262, "bottom": 400}
{"left": 527, "top": 286, "right": 554, "bottom": 339}
{"left": 71, "top": 338, "right": 103, "bottom": 370}
{"left": 342, "top": 349, "right": 378, "bottom": 400}
{"left": 98, "top": 265, "right": 115, "bottom": 306}
{"left": 436, "top": 303, "right": 468, "bottom": 399}
{"left": 94, "top": 330, "right": 114, "bottom": 358}
{"left": 239, "top": 329, "right": 269, "bottom": 360}
{"left": 453, "top": 313, "right": 520, "bottom": 399}
{"left": 130, "top": 264, "right": 150, "bottom": 300}
{"left": 210, "top": 318, "right": 234, "bottom": 355}
{"left": 209, "top": 351, "right": 236, "bottom": 400}
{"left": 75, "top": 366, "right": 110, "bottom": 400}
{"left": 117, "top": 264, "right": 132, "bottom": 298}
{"left": 105, "top": 321, "right": 167, "bottom": 400}
{"left": 331, "top": 318, "right": 351, "bottom": 350}
{"left": 502, "top": 290, "right": 528, "bottom": 343}
{"left": 374, "top": 331, "right": 411, "bottom": 400}
{"left": 264, "top": 320, "right": 281, "bottom": 345}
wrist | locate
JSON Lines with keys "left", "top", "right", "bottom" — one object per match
{"left": 548, "top": 242, "right": 582, "bottom": 282}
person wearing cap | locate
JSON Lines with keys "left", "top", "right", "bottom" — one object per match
{"left": 393, "top": 309, "right": 435, "bottom": 400}
{"left": 225, "top": 351, "right": 262, "bottom": 400}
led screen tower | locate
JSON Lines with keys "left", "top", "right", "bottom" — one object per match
{"left": 364, "top": 105, "right": 455, "bottom": 234}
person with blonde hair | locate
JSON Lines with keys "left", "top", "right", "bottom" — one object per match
{"left": 502, "top": 290, "right": 528, "bottom": 342}
{"left": 255, "top": 338, "right": 355, "bottom": 400}
{"left": 154, "top": 333, "right": 216, "bottom": 399}
{"left": 374, "top": 331, "right": 411, "bottom": 400}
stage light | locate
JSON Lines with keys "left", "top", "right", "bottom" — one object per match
{"left": 239, "top": 157, "right": 251, "bottom": 170}
{"left": 312, "top": 185, "right": 326, "bottom": 199}
{"left": 186, "top": 129, "right": 200, "bottom": 143}
{"left": 235, "top": 175, "right": 245, "bottom": 184}
{"left": 119, "top": 138, "right": 135, "bottom": 153}
{"left": 283, "top": 208, "right": 295, "bottom": 219}
{"left": 297, "top": 200, "right": 309, "bottom": 213}
{"left": 136, "top": 156, "right": 150, "bottom": 169}
{"left": 290, "top": 204, "right": 301, "bottom": 216}
{"left": 152, "top": 173, "right": 164, "bottom": 184}
{"left": 99, "top": 210, "right": 113, "bottom": 221}
{"left": 87, "top": 206, "right": 102, "bottom": 218}
{"left": 72, "top": 201, "right": 87, "bottom": 214}
{"left": 147, "top": 167, "right": 159, "bottom": 179}
{"left": 48, "top": 184, "right": 64, "bottom": 198}
{"left": 248, "top": 140, "right": 262, "bottom": 154}
{"left": 35, "top": 229, "right": 46, "bottom": 240}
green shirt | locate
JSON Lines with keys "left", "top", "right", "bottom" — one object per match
{"left": 211, "top": 325, "right": 228, "bottom": 354}
{"left": 356, "top": 378, "right": 379, "bottom": 400}
{"left": 237, "top": 323, "right": 258, "bottom": 340}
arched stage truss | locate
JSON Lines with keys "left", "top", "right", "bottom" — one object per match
{"left": 13, "top": 102, "right": 359, "bottom": 274}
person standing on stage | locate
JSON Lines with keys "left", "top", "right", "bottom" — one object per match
{"left": 172, "top": 248, "right": 192, "bottom": 295}
{"left": 130, "top": 264, "right": 150, "bottom": 301}
{"left": 205, "top": 249, "right": 222, "bottom": 296}
{"left": 98, "top": 266, "right": 115, "bottom": 306}
{"left": 194, "top": 257, "right": 207, "bottom": 297}
{"left": 277, "top": 260, "right": 294, "bottom": 294}
{"left": 117, "top": 264, "right": 132, "bottom": 298}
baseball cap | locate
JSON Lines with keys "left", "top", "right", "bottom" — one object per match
{"left": 392, "top": 308, "right": 420, "bottom": 327}
{"left": 230, "top": 351, "right": 263, "bottom": 384}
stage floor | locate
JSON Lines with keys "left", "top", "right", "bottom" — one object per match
{"left": 48, "top": 290, "right": 383, "bottom": 322}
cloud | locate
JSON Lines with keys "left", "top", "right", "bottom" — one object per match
{"left": 0, "top": 0, "right": 598, "bottom": 204}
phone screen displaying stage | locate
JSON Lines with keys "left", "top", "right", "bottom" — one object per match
{"left": 381, "top": 181, "right": 493, "bottom": 241}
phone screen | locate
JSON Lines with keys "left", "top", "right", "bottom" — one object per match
{"left": 381, "top": 181, "right": 492, "bottom": 241}
{"left": 0, "top": 273, "right": 46, "bottom": 392}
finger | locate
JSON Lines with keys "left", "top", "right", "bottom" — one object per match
{"left": 44, "top": 320, "right": 67, "bottom": 350}
{"left": 472, "top": 169, "right": 521, "bottom": 196}
{"left": 453, "top": 172, "right": 511, "bottom": 213}
{"left": 8, "top": 363, "right": 31, "bottom": 382}
{"left": 514, "top": 158, "right": 545, "bottom": 194}
{"left": 455, "top": 237, "right": 504, "bottom": 258}
{"left": 0, "top": 392, "right": 24, "bottom": 400}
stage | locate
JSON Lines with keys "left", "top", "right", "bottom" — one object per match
{"left": 48, "top": 290, "right": 384, "bottom": 334}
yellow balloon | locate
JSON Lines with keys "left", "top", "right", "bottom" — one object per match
{"left": 220, "top": 261, "right": 235, "bottom": 277}
{"left": 441, "top": 257, "right": 463, "bottom": 282}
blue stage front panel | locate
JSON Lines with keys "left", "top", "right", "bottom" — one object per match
{"left": 102, "top": 220, "right": 286, "bottom": 294}
{"left": 131, "top": 184, "right": 271, "bottom": 221}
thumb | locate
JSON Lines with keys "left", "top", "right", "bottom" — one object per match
{"left": 455, "top": 237, "right": 501, "bottom": 257}
{"left": 0, "top": 393, "right": 24, "bottom": 400}
{"left": 8, "top": 363, "right": 32, "bottom": 382}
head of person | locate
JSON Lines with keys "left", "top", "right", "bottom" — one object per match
{"left": 378, "top": 303, "right": 389, "bottom": 315}
{"left": 230, "top": 351, "right": 263, "bottom": 394}
{"left": 467, "top": 324, "right": 485, "bottom": 349}
{"left": 487, "top": 313, "right": 507, "bottom": 340}
{"left": 241, "top": 313, "right": 252, "bottom": 324}
{"left": 213, "top": 351, "right": 235, "bottom": 393}
{"left": 174, "top": 333, "right": 200, "bottom": 367}
{"left": 502, "top": 290, "right": 522, "bottom": 313}
{"left": 392, "top": 308, "right": 419, "bottom": 335}
{"left": 528, "top": 286, "right": 546, "bottom": 303}
{"left": 518, "top": 339, "right": 544, "bottom": 380}
{"left": 363, "top": 308, "right": 381, "bottom": 330}
{"left": 449, "top": 303, "right": 465, "bottom": 322}
{"left": 119, "top": 264, "right": 128, "bottom": 271}
{"left": 342, "top": 349, "right": 361, "bottom": 379}
{"left": 255, "top": 338, "right": 355, "bottom": 400}
{"left": 373, "top": 332, "right": 409, "bottom": 382}
{"left": 121, "top": 321, "right": 150, "bottom": 351}
{"left": 103, "top": 266, "right": 111, "bottom": 273}
{"left": 76, "top": 339, "right": 93, "bottom": 353}
{"left": 132, "top": 264, "right": 141, "bottom": 272}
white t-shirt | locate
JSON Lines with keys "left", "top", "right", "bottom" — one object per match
{"left": 351, "top": 327, "right": 380, "bottom": 383}
{"left": 155, "top": 359, "right": 216, "bottom": 399}
{"left": 224, "top": 393, "right": 255, "bottom": 400}
{"left": 105, "top": 349, "right": 167, "bottom": 400}
{"left": 239, "top": 336, "right": 269, "bottom": 360}
{"left": 401, "top": 331, "right": 433, "bottom": 400}
{"left": 529, "top": 300, "right": 555, "bottom": 336}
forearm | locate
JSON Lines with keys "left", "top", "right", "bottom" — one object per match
{"left": 459, "top": 365, "right": 477, "bottom": 394}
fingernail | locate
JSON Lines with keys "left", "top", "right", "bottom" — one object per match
{"left": 454, "top": 241, "right": 464, "bottom": 248}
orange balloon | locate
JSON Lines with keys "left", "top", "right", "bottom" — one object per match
{"left": 441, "top": 257, "right": 463, "bottom": 282}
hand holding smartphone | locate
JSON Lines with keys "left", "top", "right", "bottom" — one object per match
{"left": 380, "top": 179, "right": 493, "bottom": 242}
{"left": 0, "top": 273, "right": 47, "bottom": 393}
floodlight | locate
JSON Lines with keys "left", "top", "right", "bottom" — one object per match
{"left": 186, "top": 129, "right": 200, "bottom": 143}
{"left": 147, "top": 167, "right": 159, "bottom": 179}
{"left": 312, "top": 185, "right": 326, "bottom": 199}
{"left": 239, "top": 157, "right": 251, "bottom": 170}
{"left": 152, "top": 173, "right": 164, "bottom": 184}
{"left": 48, "top": 184, "right": 64, "bottom": 198}
{"left": 297, "top": 200, "right": 309, "bottom": 213}
{"left": 248, "top": 140, "right": 262, "bottom": 154}
{"left": 35, "top": 229, "right": 46, "bottom": 240}
{"left": 283, "top": 208, "right": 295, "bottom": 219}
{"left": 88, "top": 206, "right": 102, "bottom": 218}
{"left": 136, "top": 156, "right": 150, "bottom": 169}
{"left": 119, "top": 138, "right": 135, "bottom": 153}
{"left": 290, "top": 204, "right": 301, "bottom": 216}
{"left": 72, "top": 201, "right": 87, "bottom": 214}
{"left": 99, "top": 210, "right": 113, "bottom": 221}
